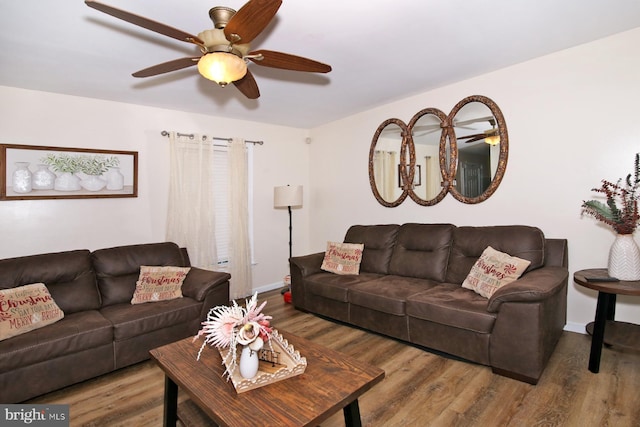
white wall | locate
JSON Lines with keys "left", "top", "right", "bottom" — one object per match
{"left": 308, "top": 28, "right": 640, "bottom": 331}
{"left": 2, "top": 28, "right": 639, "bottom": 329}
{"left": 0, "top": 87, "right": 311, "bottom": 292}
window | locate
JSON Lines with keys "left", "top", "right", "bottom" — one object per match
{"left": 212, "top": 144, "right": 254, "bottom": 266}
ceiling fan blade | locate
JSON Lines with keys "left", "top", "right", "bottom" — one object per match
{"left": 233, "top": 70, "right": 260, "bottom": 99}
{"left": 85, "top": 0, "right": 204, "bottom": 46}
{"left": 249, "top": 50, "right": 332, "bottom": 73}
{"left": 132, "top": 57, "right": 200, "bottom": 78}
{"left": 458, "top": 133, "right": 483, "bottom": 140}
{"left": 463, "top": 136, "right": 485, "bottom": 143}
{"left": 453, "top": 116, "right": 494, "bottom": 128}
{"left": 224, "top": 0, "right": 282, "bottom": 44}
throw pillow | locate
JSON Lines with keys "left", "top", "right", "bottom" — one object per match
{"left": 0, "top": 283, "right": 64, "bottom": 341}
{"left": 461, "top": 246, "right": 531, "bottom": 298}
{"left": 131, "top": 266, "right": 191, "bottom": 305}
{"left": 321, "top": 242, "right": 364, "bottom": 275}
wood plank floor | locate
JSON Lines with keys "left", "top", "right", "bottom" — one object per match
{"left": 29, "top": 290, "right": 640, "bottom": 426}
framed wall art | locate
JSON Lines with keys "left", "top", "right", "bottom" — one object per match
{"left": 0, "top": 144, "right": 138, "bottom": 200}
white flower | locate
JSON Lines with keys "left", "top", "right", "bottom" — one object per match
{"left": 237, "top": 322, "right": 261, "bottom": 345}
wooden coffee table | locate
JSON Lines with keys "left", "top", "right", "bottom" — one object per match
{"left": 150, "top": 330, "right": 385, "bottom": 427}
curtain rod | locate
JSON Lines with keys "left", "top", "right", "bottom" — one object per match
{"left": 160, "top": 130, "right": 263, "bottom": 145}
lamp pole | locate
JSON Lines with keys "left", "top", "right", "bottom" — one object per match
{"left": 287, "top": 205, "right": 293, "bottom": 261}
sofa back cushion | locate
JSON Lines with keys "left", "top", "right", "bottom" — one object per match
{"left": 92, "top": 242, "right": 189, "bottom": 307}
{"left": 0, "top": 250, "right": 100, "bottom": 314}
{"left": 445, "top": 225, "right": 546, "bottom": 284}
{"left": 388, "top": 223, "right": 455, "bottom": 281}
{"left": 344, "top": 224, "right": 400, "bottom": 274}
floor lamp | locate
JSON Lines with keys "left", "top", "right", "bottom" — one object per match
{"left": 274, "top": 185, "right": 303, "bottom": 293}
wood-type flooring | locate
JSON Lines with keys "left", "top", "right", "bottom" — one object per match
{"left": 29, "top": 290, "right": 640, "bottom": 426}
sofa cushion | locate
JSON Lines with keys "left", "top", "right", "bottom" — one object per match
{"left": 131, "top": 266, "right": 190, "bottom": 304}
{"left": 344, "top": 224, "right": 400, "bottom": 274}
{"left": 0, "top": 250, "right": 101, "bottom": 314}
{"left": 349, "top": 275, "right": 440, "bottom": 315}
{"left": 321, "top": 242, "right": 364, "bottom": 275}
{"left": 92, "top": 242, "right": 189, "bottom": 307}
{"left": 462, "top": 246, "right": 531, "bottom": 298}
{"left": 0, "top": 310, "right": 113, "bottom": 373}
{"left": 445, "top": 226, "right": 545, "bottom": 284}
{"left": 305, "top": 272, "right": 382, "bottom": 302}
{"left": 406, "top": 284, "right": 497, "bottom": 333}
{"left": 100, "top": 297, "right": 201, "bottom": 341}
{"left": 0, "top": 283, "right": 64, "bottom": 341}
{"left": 388, "top": 223, "right": 455, "bottom": 281}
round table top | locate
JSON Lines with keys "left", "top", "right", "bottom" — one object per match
{"left": 574, "top": 268, "right": 640, "bottom": 296}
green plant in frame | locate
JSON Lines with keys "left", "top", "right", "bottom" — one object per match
{"left": 77, "top": 154, "right": 119, "bottom": 175}
{"left": 582, "top": 153, "right": 640, "bottom": 235}
{"left": 40, "top": 153, "right": 82, "bottom": 173}
{"left": 41, "top": 153, "right": 120, "bottom": 175}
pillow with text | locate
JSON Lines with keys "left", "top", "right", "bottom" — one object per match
{"left": 0, "top": 283, "right": 64, "bottom": 341}
{"left": 131, "top": 266, "right": 191, "bottom": 304}
{"left": 321, "top": 242, "right": 364, "bottom": 275}
{"left": 461, "top": 246, "right": 531, "bottom": 298}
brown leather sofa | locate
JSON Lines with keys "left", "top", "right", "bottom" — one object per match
{"left": 290, "top": 224, "right": 568, "bottom": 384}
{"left": 0, "top": 242, "right": 231, "bottom": 403}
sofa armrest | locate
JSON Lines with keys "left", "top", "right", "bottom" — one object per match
{"left": 182, "top": 267, "right": 231, "bottom": 302}
{"left": 290, "top": 252, "right": 325, "bottom": 277}
{"left": 487, "top": 266, "right": 569, "bottom": 312}
{"left": 289, "top": 252, "right": 325, "bottom": 311}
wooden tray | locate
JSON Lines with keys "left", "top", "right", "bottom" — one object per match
{"left": 217, "top": 329, "right": 307, "bottom": 393}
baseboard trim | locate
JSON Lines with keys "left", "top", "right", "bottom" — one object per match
{"left": 564, "top": 322, "right": 587, "bottom": 334}
{"left": 253, "top": 281, "right": 286, "bottom": 295}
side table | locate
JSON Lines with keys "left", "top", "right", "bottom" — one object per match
{"left": 573, "top": 268, "right": 640, "bottom": 373}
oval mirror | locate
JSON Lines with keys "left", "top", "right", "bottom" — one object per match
{"left": 406, "top": 108, "right": 448, "bottom": 205}
{"left": 369, "top": 118, "right": 409, "bottom": 207}
{"left": 448, "top": 95, "right": 508, "bottom": 204}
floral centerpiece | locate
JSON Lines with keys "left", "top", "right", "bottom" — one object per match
{"left": 194, "top": 292, "right": 273, "bottom": 379}
{"left": 581, "top": 153, "right": 640, "bottom": 235}
{"left": 581, "top": 153, "right": 640, "bottom": 280}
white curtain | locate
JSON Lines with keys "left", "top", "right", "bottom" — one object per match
{"left": 228, "top": 138, "right": 252, "bottom": 299}
{"left": 166, "top": 132, "right": 218, "bottom": 269}
{"left": 374, "top": 150, "right": 396, "bottom": 200}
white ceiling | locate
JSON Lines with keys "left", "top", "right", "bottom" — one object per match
{"left": 1, "top": 1, "right": 640, "bottom": 129}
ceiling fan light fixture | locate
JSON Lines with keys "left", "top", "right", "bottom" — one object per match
{"left": 484, "top": 135, "right": 500, "bottom": 145}
{"left": 197, "top": 52, "right": 247, "bottom": 86}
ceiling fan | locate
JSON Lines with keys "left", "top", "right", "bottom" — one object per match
{"left": 84, "top": 0, "right": 332, "bottom": 99}
{"left": 456, "top": 118, "right": 500, "bottom": 145}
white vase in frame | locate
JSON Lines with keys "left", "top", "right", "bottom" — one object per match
{"left": 32, "top": 164, "right": 56, "bottom": 190}
{"left": 106, "top": 167, "right": 124, "bottom": 190}
{"left": 608, "top": 234, "right": 640, "bottom": 281}
{"left": 54, "top": 172, "right": 81, "bottom": 191}
{"left": 12, "top": 162, "right": 32, "bottom": 193}
{"left": 80, "top": 174, "right": 107, "bottom": 191}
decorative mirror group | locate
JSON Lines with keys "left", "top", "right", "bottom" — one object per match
{"left": 369, "top": 95, "right": 508, "bottom": 207}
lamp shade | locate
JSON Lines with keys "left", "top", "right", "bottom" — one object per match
{"left": 274, "top": 185, "right": 303, "bottom": 208}
{"left": 197, "top": 52, "right": 247, "bottom": 86}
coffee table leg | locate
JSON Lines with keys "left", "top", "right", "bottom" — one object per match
{"left": 164, "top": 376, "right": 178, "bottom": 427}
{"left": 343, "top": 399, "right": 362, "bottom": 427}
{"left": 589, "top": 292, "right": 613, "bottom": 373}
